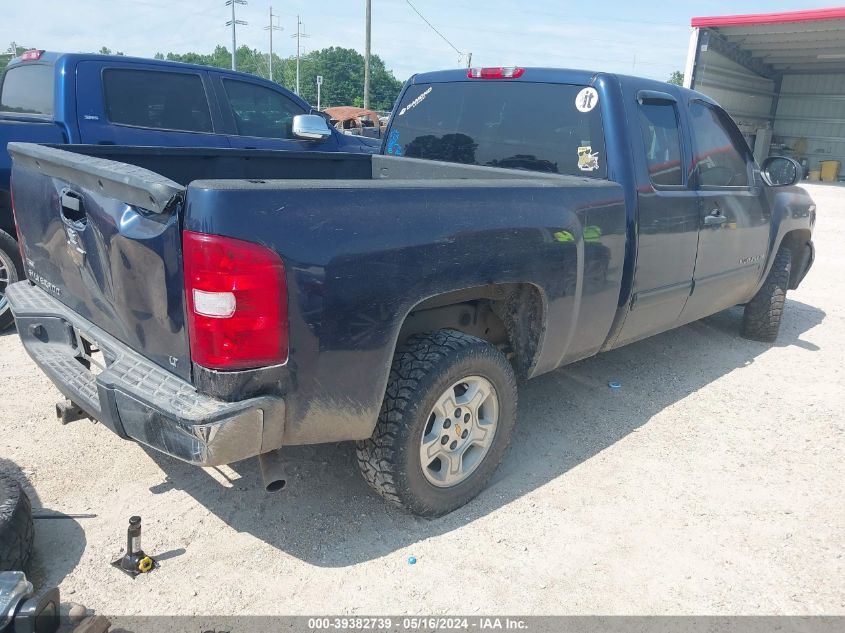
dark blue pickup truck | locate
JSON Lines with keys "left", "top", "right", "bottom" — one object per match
{"left": 0, "top": 50, "right": 378, "bottom": 329}
{"left": 6, "top": 67, "right": 815, "bottom": 516}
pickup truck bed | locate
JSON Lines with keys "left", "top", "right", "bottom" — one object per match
{"left": 8, "top": 143, "right": 625, "bottom": 468}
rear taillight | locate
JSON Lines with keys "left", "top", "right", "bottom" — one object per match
{"left": 467, "top": 67, "right": 525, "bottom": 79}
{"left": 183, "top": 230, "right": 288, "bottom": 370}
{"left": 21, "top": 50, "right": 44, "bottom": 61}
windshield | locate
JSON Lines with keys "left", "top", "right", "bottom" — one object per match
{"left": 0, "top": 64, "right": 54, "bottom": 116}
{"left": 385, "top": 80, "right": 607, "bottom": 178}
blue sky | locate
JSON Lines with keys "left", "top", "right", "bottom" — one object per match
{"left": 4, "top": 1, "right": 840, "bottom": 82}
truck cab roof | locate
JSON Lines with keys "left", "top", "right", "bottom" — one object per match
{"left": 408, "top": 66, "right": 718, "bottom": 106}
{"left": 4, "top": 50, "right": 313, "bottom": 112}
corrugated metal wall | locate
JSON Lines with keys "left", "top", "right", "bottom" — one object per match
{"left": 774, "top": 74, "right": 845, "bottom": 173}
{"left": 692, "top": 49, "right": 774, "bottom": 135}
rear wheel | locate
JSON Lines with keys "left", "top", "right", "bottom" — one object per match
{"left": 741, "top": 246, "right": 792, "bottom": 342}
{"left": 0, "top": 474, "right": 34, "bottom": 572}
{"left": 0, "top": 229, "right": 23, "bottom": 331}
{"left": 356, "top": 330, "right": 517, "bottom": 517}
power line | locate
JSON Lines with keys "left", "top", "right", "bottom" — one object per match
{"left": 364, "top": 0, "right": 371, "bottom": 109}
{"left": 225, "top": 0, "right": 248, "bottom": 71}
{"left": 405, "top": 0, "right": 462, "bottom": 56}
{"left": 290, "top": 15, "right": 310, "bottom": 95}
{"left": 264, "top": 6, "right": 282, "bottom": 83}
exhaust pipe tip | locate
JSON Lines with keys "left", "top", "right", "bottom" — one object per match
{"left": 258, "top": 450, "right": 288, "bottom": 494}
{"left": 265, "top": 478, "right": 287, "bottom": 493}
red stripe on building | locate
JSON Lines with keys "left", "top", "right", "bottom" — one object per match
{"left": 691, "top": 7, "right": 845, "bottom": 28}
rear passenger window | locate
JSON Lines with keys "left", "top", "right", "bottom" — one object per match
{"left": 0, "top": 64, "right": 54, "bottom": 116}
{"left": 103, "top": 69, "right": 213, "bottom": 133}
{"left": 223, "top": 79, "right": 304, "bottom": 139}
{"left": 638, "top": 102, "right": 682, "bottom": 186}
{"left": 689, "top": 101, "right": 750, "bottom": 188}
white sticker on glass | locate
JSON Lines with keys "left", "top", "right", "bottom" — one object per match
{"left": 575, "top": 87, "right": 599, "bottom": 113}
{"left": 398, "top": 86, "right": 433, "bottom": 116}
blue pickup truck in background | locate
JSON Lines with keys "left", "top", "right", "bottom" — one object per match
{"left": 6, "top": 67, "right": 815, "bottom": 516}
{"left": 0, "top": 50, "right": 379, "bottom": 328}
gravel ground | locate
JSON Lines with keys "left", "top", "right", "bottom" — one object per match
{"left": 0, "top": 184, "right": 842, "bottom": 616}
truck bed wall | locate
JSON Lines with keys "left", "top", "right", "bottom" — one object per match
{"left": 183, "top": 174, "right": 626, "bottom": 444}
{"left": 11, "top": 143, "right": 626, "bottom": 445}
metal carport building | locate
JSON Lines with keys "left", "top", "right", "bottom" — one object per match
{"left": 684, "top": 7, "right": 845, "bottom": 182}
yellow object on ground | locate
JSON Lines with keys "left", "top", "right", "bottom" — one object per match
{"left": 808, "top": 170, "right": 821, "bottom": 182}
{"left": 820, "top": 160, "right": 841, "bottom": 182}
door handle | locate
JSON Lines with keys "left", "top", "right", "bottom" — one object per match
{"left": 60, "top": 190, "right": 87, "bottom": 227}
{"left": 704, "top": 213, "right": 727, "bottom": 227}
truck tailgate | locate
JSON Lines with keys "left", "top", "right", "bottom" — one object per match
{"left": 8, "top": 143, "right": 191, "bottom": 381}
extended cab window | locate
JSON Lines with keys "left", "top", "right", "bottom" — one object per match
{"left": 689, "top": 101, "right": 750, "bottom": 188}
{"left": 223, "top": 80, "right": 304, "bottom": 139}
{"left": 638, "top": 102, "right": 682, "bottom": 186}
{"left": 103, "top": 69, "right": 213, "bottom": 133}
{"left": 387, "top": 81, "right": 607, "bottom": 178}
{"left": 0, "top": 64, "right": 54, "bottom": 116}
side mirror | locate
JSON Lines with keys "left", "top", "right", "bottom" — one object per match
{"left": 292, "top": 114, "right": 332, "bottom": 141}
{"left": 761, "top": 156, "right": 802, "bottom": 187}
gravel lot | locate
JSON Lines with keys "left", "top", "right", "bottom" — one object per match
{"left": 1, "top": 183, "right": 842, "bottom": 616}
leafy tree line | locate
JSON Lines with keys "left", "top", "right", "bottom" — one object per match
{"left": 155, "top": 45, "right": 403, "bottom": 111}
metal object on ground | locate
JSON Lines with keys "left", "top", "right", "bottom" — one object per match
{"left": 419, "top": 376, "right": 499, "bottom": 488}
{"left": 55, "top": 400, "right": 88, "bottom": 425}
{"left": 0, "top": 572, "right": 60, "bottom": 633}
{"left": 32, "top": 512, "right": 97, "bottom": 520}
{"left": 258, "top": 450, "right": 287, "bottom": 493}
{"left": 111, "top": 516, "right": 157, "bottom": 578}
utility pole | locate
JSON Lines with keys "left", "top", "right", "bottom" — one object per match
{"left": 466, "top": 52, "right": 472, "bottom": 68}
{"left": 291, "top": 15, "right": 309, "bottom": 95}
{"left": 264, "top": 6, "right": 282, "bottom": 83}
{"left": 317, "top": 75, "right": 323, "bottom": 110}
{"left": 225, "top": 0, "right": 248, "bottom": 71}
{"left": 363, "top": 0, "right": 371, "bottom": 109}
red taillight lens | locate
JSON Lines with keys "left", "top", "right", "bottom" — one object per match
{"left": 467, "top": 67, "right": 525, "bottom": 79}
{"left": 183, "top": 230, "right": 288, "bottom": 370}
{"left": 21, "top": 50, "right": 44, "bottom": 61}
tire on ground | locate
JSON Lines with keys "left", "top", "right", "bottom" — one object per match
{"left": 0, "top": 474, "right": 34, "bottom": 572}
{"left": 356, "top": 329, "right": 518, "bottom": 517}
{"left": 0, "top": 228, "right": 24, "bottom": 331}
{"left": 741, "top": 246, "right": 792, "bottom": 342}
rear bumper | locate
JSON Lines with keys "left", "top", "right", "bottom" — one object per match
{"left": 6, "top": 281, "right": 285, "bottom": 466}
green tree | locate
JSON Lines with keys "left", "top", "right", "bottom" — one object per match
{"left": 153, "top": 45, "right": 403, "bottom": 110}
{"left": 0, "top": 45, "right": 32, "bottom": 76}
{"left": 282, "top": 47, "right": 401, "bottom": 110}
{"left": 667, "top": 70, "right": 684, "bottom": 86}
{"left": 156, "top": 45, "right": 277, "bottom": 82}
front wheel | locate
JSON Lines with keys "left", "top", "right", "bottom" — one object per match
{"left": 741, "top": 246, "right": 792, "bottom": 342}
{"left": 356, "top": 330, "right": 517, "bottom": 517}
{"left": 0, "top": 229, "right": 24, "bottom": 330}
